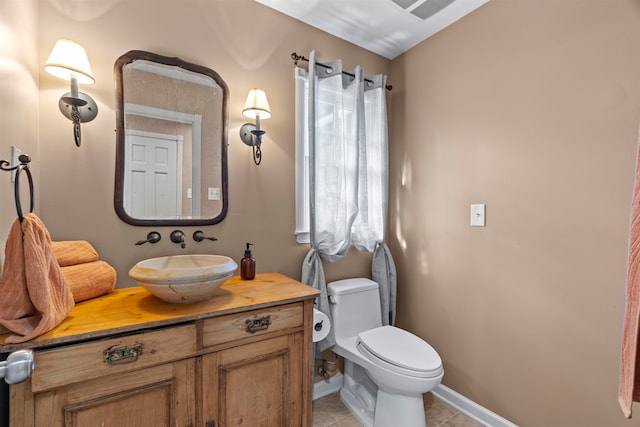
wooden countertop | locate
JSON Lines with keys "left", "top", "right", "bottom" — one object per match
{"left": 0, "top": 272, "right": 318, "bottom": 352}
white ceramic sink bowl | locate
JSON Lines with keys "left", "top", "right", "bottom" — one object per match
{"left": 129, "top": 254, "right": 238, "bottom": 304}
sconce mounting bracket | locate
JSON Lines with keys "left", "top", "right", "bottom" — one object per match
{"left": 58, "top": 92, "right": 98, "bottom": 123}
{"left": 240, "top": 123, "right": 259, "bottom": 146}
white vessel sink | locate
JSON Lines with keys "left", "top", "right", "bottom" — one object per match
{"left": 129, "top": 254, "right": 238, "bottom": 304}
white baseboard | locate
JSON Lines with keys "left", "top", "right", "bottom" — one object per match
{"left": 313, "top": 374, "right": 518, "bottom": 426}
{"left": 313, "top": 372, "right": 344, "bottom": 400}
{"left": 432, "top": 384, "right": 518, "bottom": 427}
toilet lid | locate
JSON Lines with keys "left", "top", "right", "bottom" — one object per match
{"left": 357, "top": 326, "right": 442, "bottom": 378}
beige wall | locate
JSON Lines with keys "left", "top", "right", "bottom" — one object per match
{"left": 390, "top": 0, "right": 640, "bottom": 425}
{"left": 34, "top": 0, "right": 386, "bottom": 286}
{"left": 3, "top": 0, "right": 640, "bottom": 425}
{"left": 0, "top": 0, "right": 39, "bottom": 268}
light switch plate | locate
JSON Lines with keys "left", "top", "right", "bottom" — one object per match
{"left": 470, "top": 204, "right": 486, "bottom": 227}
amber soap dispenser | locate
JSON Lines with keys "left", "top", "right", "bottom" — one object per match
{"left": 241, "top": 243, "right": 256, "bottom": 280}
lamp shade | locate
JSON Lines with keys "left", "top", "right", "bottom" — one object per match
{"left": 44, "top": 39, "right": 95, "bottom": 84}
{"left": 242, "top": 88, "right": 271, "bottom": 119}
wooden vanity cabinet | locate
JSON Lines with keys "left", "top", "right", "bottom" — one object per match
{"left": 200, "top": 333, "right": 304, "bottom": 427}
{"left": 1, "top": 273, "right": 318, "bottom": 427}
{"left": 24, "top": 323, "right": 198, "bottom": 427}
{"left": 32, "top": 358, "right": 196, "bottom": 426}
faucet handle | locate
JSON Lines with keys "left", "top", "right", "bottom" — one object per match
{"left": 193, "top": 230, "right": 218, "bottom": 243}
{"left": 135, "top": 231, "right": 161, "bottom": 246}
{"left": 170, "top": 230, "right": 186, "bottom": 249}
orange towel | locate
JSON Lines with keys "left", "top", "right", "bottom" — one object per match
{"left": 51, "top": 240, "right": 99, "bottom": 267}
{"left": 61, "top": 261, "right": 117, "bottom": 303}
{"left": 620, "top": 127, "right": 640, "bottom": 417}
{"left": 0, "top": 213, "right": 74, "bottom": 343}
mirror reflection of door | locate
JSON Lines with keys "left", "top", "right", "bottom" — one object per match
{"left": 124, "top": 130, "right": 183, "bottom": 219}
{"left": 114, "top": 50, "right": 228, "bottom": 226}
{"left": 124, "top": 103, "right": 200, "bottom": 218}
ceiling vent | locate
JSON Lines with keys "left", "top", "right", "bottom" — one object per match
{"left": 391, "top": 0, "right": 420, "bottom": 9}
{"left": 410, "top": 0, "right": 457, "bottom": 20}
{"left": 255, "top": 0, "right": 489, "bottom": 59}
{"left": 392, "top": 0, "right": 457, "bottom": 21}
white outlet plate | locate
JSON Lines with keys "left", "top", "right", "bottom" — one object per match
{"left": 208, "top": 187, "right": 220, "bottom": 201}
{"left": 470, "top": 204, "right": 486, "bottom": 227}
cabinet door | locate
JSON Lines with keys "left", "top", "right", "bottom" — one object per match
{"left": 201, "top": 333, "right": 303, "bottom": 427}
{"left": 32, "top": 359, "right": 196, "bottom": 427}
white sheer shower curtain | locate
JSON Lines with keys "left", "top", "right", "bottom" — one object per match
{"left": 298, "top": 51, "right": 396, "bottom": 354}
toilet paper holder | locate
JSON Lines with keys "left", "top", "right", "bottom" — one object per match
{"left": 312, "top": 308, "right": 330, "bottom": 343}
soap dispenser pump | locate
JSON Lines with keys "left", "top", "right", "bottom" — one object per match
{"left": 241, "top": 243, "right": 256, "bottom": 280}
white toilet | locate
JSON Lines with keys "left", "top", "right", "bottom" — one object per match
{"left": 327, "top": 278, "right": 443, "bottom": 427}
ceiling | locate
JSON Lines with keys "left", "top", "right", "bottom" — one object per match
{"left": 255, "top": 0, "right": 489, "bottom": 60}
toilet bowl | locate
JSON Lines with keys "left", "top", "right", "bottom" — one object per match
{"left": 327, "top": 278, "right": 443, "bottom": 427}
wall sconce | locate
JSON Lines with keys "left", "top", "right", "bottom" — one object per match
{"left": 44, "top": 39, "right": 98, "bottom": 147}
{"left": 239, "top": 88, "right": 271, "bottom": 165}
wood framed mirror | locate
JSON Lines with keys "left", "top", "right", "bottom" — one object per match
{"left": 114, "top": 50, "right": 228, "bottom": 226}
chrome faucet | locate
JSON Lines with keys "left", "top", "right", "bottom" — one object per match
{"left": 170, "top": 230, "right": 186, "bottom": 249}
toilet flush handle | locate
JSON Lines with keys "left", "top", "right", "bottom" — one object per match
{"left": 329, "top": 295, "right": 336, "bottom": 304}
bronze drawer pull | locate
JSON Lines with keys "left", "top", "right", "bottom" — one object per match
{"left": 103, "top": 343, "right": 144, "bottom": 365}
{"left": 245, "top": 315, "right": 271, "bottom": 333}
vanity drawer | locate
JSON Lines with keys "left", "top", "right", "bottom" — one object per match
{"left": 202, "top": 303, "right": 303, "bottom": 348}
{"left": 31, "top": 324, "right": 196, "bottom": 392}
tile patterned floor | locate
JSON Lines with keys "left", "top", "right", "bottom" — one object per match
{"left": 312, "top": 392, "right": 484, "bottom": 427}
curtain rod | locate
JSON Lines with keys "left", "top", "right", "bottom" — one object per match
{"left": 291, "top": 52, "right": 392, "bottom": 91}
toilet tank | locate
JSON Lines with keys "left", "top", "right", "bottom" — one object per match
{"left": 327, "top": 278, "right": 382, "bottom": 340}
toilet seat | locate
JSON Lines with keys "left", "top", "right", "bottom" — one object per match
{"left": 357, "top": 326, "right": 443, "bottom": 379}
